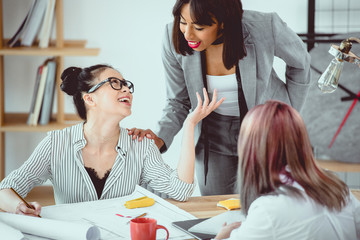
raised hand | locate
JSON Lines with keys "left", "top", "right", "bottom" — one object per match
{"left": 185, "top": 88, "right": 225, "bottom": 126}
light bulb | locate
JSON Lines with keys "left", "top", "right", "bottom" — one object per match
{"left": 317, "top": 57, "right": 344, "bottom": 93}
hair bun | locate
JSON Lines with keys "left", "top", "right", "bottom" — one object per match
{"left": 60, "top": 67, "right": 82, "bottom": 96}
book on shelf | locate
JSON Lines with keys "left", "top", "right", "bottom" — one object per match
{"left": 31, "top": 63, "right": 48, "bottom": 126}
{"left": 7, "top": 0, "right": 36, "bottom": 47}
{"left": 39, "top": 59, "right": 57, "bottom": 125}
{"left": 7, "top": 0, "right": 56, "bottom": 48}
{"left": 27, "top": 65, "right": 43, "bottom": 125}
{"left": 37, "top": 0, "right": 56, "bottom": 48}
{"left": 21, "top": 0, "right": 48, "bottom": 47}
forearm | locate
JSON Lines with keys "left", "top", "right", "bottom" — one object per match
{"left": 157, "top": 99, "right": 191, "bottom": 150}
{"left": 177, "top": 119, "right": 196, "bottom": 184}
{"left": 0, "top": 189, "right": 22, "bottom": 213}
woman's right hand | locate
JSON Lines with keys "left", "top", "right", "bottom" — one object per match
{"left": 214, "top": 221, "right": 242, "bottom": 239}
{"left": 127, "top": 128, "right": 165, "bottom": 149}
{"left": 185, "top": 88, "right": 225, "bottom": 126}
{"left": 15, "top": 201, "right": 42, "bottom": 217}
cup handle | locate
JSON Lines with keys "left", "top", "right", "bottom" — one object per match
{"left": 156, "top": 224, "right": 169, "bottom": 240}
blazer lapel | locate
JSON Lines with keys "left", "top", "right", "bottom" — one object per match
{"left": 182, "top": 51, "right": 204, "bottom": 107}
{"left": 238, "top": 44, "right": 256, "bottom": 110}
{"left": 239, "top": 24, "right": 257, "bottom": 110}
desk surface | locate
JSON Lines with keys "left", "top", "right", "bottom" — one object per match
{"left": 167, "top": 194, "right": 238, "bottom": 218}
{"left": 168, "top": 189, "right": 360, "bottom": 219}
{"left": 24, "top": 186, "right": 360, "bottom": 219}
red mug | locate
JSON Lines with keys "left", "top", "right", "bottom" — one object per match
{"left": 130, "top": 217, "right": 169, "bottom": 240}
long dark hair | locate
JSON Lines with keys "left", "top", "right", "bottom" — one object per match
{"left": 238, "top": 100, "right": 349, "bottom": 215}
{"left": 172, "top": 0, "right": 247, "bottom": 69}
{"left": 60, "top": 64, "right": 112, "bottom": 120}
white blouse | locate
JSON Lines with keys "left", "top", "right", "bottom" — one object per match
{"left": 0, "top": 123, "right": 195, "bottom": 204}
{"left": 228, "top": 184, "right": 360, "bottom": 240}
{"left": 206, "top": 74, "right": 239, "bottom": 116}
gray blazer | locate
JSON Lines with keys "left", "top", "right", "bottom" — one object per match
{"left": 157, "top": 10, "right": 312, "bottom": 149}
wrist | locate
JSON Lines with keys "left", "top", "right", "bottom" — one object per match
{"left": 15, "top": 201, "right": 22, "bottom": 214}
{"left": 184, "top": 118, "right": 197, "bottom": 129}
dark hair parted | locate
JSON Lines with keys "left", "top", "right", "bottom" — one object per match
{"left": 172, "top": 0, "right": 247, "bottom": 70}
{"left": 60, "top": 64, "right": 112, "bottom": 120}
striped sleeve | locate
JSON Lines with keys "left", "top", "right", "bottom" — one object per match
{"left": 0, "top": 134, "right": 52, "bottom": 198}
{"left": 141, "top": 140, "right": 195, "bottom": 202}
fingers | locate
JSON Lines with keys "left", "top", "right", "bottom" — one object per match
{"left": 202, "top": 88, "right": 209, "bottom": 108}
{"left": 16, "top": 202, "right": 42, "bottom": 217}
{"left": 211, "top": 89, "right": 225, "bottom": 110}
{"left": 31, "top": 202, "right": 42, "bottom": 217}
{"left": 227, "top": 221, "right": 242, "bottom": 230}
{"left": 195, "top": 92, "right": 202, "bottom": 109}
{"left": 127, "top": 127, "right": 140, "bottom": 139}
{"left": 199, "top": 88, "right": 224, "bottom": 113}
{"left": 127, "top": 128, "right": 157, "bottom": 141}
{"left": 138, "top": 130, "right": 152, "bottom": 141}
{"left": 127, "top": 128, "right": 135, "bottom": 135}
{"left": 132, "top": 129, "right": 141, "bottom": 140}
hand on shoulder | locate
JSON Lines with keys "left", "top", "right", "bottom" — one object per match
{"left": 127, "top": 128, "right": 164, "bottom": 149}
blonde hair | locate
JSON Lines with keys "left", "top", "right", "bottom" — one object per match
{"left": 238, "top": 100, "right": 349, "bottom": 215}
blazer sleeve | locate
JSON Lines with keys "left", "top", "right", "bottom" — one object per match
{"left": 156, "top": 24, "right": 192, "bottom": 150}
{"left": 272, "top": 12, "right": 312, "bottom": 113}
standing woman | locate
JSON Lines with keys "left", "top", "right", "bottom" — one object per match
{"left": 130, "top": 0, "right": 311, "bottom": 195}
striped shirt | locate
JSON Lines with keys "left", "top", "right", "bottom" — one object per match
{"left": 0, "top": 122, "right": 195, "bottom": 204}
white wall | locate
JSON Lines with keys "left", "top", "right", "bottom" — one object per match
{"left": 2, "top": 0, "right": 309, "bottom": 194}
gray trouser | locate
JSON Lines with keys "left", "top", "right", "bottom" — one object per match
{"left": 195, "top": 112, "right": 240, "bottom": 196}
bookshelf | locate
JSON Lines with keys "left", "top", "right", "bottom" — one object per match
{"left": 0, "top": 0, "right": 100, "bottom": 179}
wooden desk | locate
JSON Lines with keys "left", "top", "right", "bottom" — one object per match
{"left": 168, "top": 190, "right": 360, "bottom": 219}
{"left": 25, "top": 186, "right": 360, "bottom": 218}
{"left": 167, "top": 194, "right": 238, "bottom": 218}
{"left": 316, "top": 159, "right": 360, "bottom": 172}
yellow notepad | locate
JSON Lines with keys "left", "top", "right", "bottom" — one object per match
{"left": 217, "top": 198, "right": 241, "bottom": 210}
{"left": 124, "top": 196, "right": 155, "bottom": 209}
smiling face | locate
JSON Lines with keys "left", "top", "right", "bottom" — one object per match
{"left": 179, "top": 3, "right": 220, "bottom": 52}
{"left": 86, "top": 68, "right": 133, "bottom": 119}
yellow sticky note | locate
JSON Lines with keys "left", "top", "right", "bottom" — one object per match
{"left": 217, "top": 198, "right": 241, "bottom": 210}
{"left": 125, "top": 196, "right": 155, "bottom": 209}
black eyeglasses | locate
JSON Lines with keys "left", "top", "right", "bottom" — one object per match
{"left": 88, "top": 77, "right": 134, "bottom": 93}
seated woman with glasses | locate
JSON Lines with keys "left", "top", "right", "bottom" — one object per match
{"left": 215, "top": 100, "right": 360, "bottom": 240}
{"left": 0, "top": 64, "right": 224, "bottom": 217}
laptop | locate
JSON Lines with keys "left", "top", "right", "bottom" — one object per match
{"left": 172, "top": 218, "right": 216, "bottom": 240}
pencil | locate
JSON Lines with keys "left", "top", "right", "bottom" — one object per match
{"left": 10, "top": 187, "right": 41, "bottom": 218}
{"left": 134, "top": 213, "right": 147, "bottom": 219}
{"left": 127, "top": 212, "right": 147, "bottom": 224}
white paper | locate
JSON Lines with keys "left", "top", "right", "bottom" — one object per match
{"left": 41, "top": 185, "right": 196, "bottom": 240}
{"left": 188, "top": 210, "right": 245, "bottom": 235}
{"left": 0, "top": 212, "right": 100, "bottom": 240}
{"left": 0, "top": 221, "right": 25, "bottom": 240}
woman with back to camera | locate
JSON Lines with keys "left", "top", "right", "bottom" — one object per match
{"left": 129, "top": 0, "right": 312, "bottom": 195}
{"left": 0, "top": 64, "right": 224, "bottom": 217}
{"left": 214, "top": 100, "right": 360, "bottom": 240}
